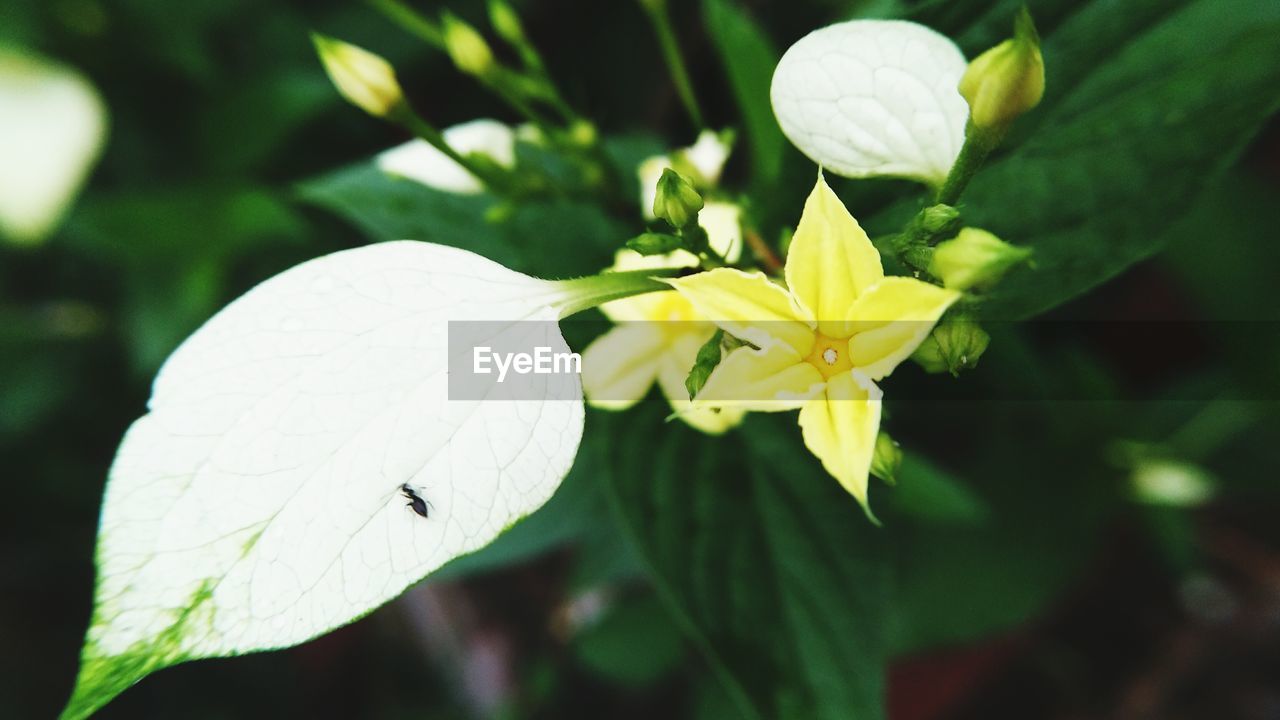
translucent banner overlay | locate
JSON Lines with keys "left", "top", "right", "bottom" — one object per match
{"left": 447, "top": 320, "right": 1280, "bottom": 402}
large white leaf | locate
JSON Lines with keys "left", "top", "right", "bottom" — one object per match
{"left": 63, "top": 241, "right": 584, "bottom": 719}
{"left": 770, "top": 20, "right": 968, "bottom": 186}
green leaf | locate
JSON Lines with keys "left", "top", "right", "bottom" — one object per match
{"left": 63, "top": 187, "right": 306, "bottom": 373}
{"left": 890, "top": 454, "right": 989, "bottom": 525}
{"left": 296, "top": 163, "right": 521, "bottom": 266}
{"left": 297, "top": 162, "right": 628, "bottom": 278}
{"left": 744, "top": 419, "right": 889, "bottom": 720}
{"left": 601, "top": 406, "right": 888, "bottom": 720}
{"left": 960, "top": 0, "right": 1280, "bottom": 318}
{"left": 574, "top": 594, "right": 687, "bottom": 687}
{"left": 684, "top": 329, "right": 724, "bottom": 400}
{"left": 701, "top": 0, "right": 786, "bottom": 185}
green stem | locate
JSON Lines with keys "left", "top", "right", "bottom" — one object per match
{"left": 639, "top": 0, "right": 705, "bottom": 129}
{"left": 367, "top": 0, "right": 444, "bottom": 47}
{"left": 393, "top": 106, "right": 513, "bottom": 195}
{"left": 552, "top": 268, "right": 681, "bottom": 318}
{"left": 935, "top": 123, "right": 1003, "bottom": 206}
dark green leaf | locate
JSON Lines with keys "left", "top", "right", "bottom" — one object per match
{"left": 574, "top": 595, "right": 687, "bottom": 687}
{"left": 889, "top": 454, "right": 989, "bottom": 525}
{"left": 685, "top": 329, "right": 724, "bottom": 400}
{"left": 297, "top": 162, "right": 630, "bottom": 278}
{"left": 601, "top": 407, "right": 889, "bottom": 720}
{"left": 960, "top": 0, "right": 1280, "bottom": 318}
{"left": 702, "top": 0, "right": 786, "bottom": 185}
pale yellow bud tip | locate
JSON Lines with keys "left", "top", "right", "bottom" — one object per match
{"left": 313, "top": 34, "right": 404, "bottom": 118}
{"left": 488, "top": 0, "right": 526, "bottom": 43}
{"left": 443, "top": 14, "right": 495, "bottom": 77}
{"left": 958, "top": 7, "right": 1044, "bottom": 130}
{"left": 930, "top": 227, "right": 1032, "bottom": 291}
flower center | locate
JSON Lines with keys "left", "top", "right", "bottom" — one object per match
{"left": 804, "top": 332, "right": 853, "bottom": 380}
{"left": 645, "top": 292, "right": 704, "bottom": 339}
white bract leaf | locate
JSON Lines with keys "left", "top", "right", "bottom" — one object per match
{"left": 771, "top": 20, "right": 968, "bottom": 186}
{"left": 0, "top": 50, "right": 106, "bottom": 245}
{"left": 63, "top": 241, "right": 584, "bottom": 719}
{"left": 377, "top": 119, "right": 516, "bottom": 194}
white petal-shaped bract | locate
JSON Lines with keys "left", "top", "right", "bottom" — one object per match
{"left": 0, "top": 50, "right": 106, "bottom": 245}
{"left": 377, "top": 119, "right": 516, "bottom": 194}
{"left": 63, "top": 241, "right": 583, "bottom": 719}
{"left": 771, "top": 20, "right": 968, "bottom": 186}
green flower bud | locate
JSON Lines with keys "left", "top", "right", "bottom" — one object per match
{"left": 626, "top": 232, "right": 684, "bottom": 256}
{"left": 443, "top": 13, "right": 495, "bottom": 77}
{"left": 900, "top": 204, "right": 961, "bottom": 259}
{"left": 917, "top": 204, "right": 961, "bottom": 237}
{"left": 913, "top": 320, "right": 990, "bottom": 376}
{"left": 911, "top": 333, "right": 948, "bottom": 374}
{"left": 930, "top": 227, "right": 1032, "bottom": 291}
{"left": 567, "top": 119, "right": 598, "bottom": 148}
{"left": 312, "top": 34, "right": 404, "bottom": 118}
{"left": 653, "top": 168, "right": 704, "bottom": 229}
{"left": 871, "top": 432, "right": 903, "bottom": 485}
{"left": 488, "top": 0, "right": 526, "bottom": 43}
{"left": 958, "top": 7, "right": 1044, "bottom": 131}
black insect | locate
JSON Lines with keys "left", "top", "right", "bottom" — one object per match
{"left": 400, "top": 483, "right": 433, "bottom": 519}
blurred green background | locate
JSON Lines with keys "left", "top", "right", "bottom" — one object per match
{"left": 3, "top": 0, "right": 1279, "bottom": 718}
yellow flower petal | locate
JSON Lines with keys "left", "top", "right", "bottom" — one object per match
{"left": 846, "top": 277, "right": 961, "bottom": 380}
{"left": 665, "top": 268, "right": 814, "bottom": 354}
{"left": 695, "top": 342, "right": 825, "bottom": 412}
{"left": 797, "top": 372, "right": 883, "bottom": 509}
{"left": 784, "top": 174, "right": 883, "bottom": 337}
{"left": 581, "top": 323, "right": 668, "bottom": 409}
{"left": 656, "top": 333, "right": 745, "bottom": 435}
{"left": 598, "top": 249, "right": 701, "bottom": 322}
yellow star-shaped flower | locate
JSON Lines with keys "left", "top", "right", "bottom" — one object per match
{"left": 665, "top": 174, "right": 960, "bottom": 514}
{"left": 581, "top": 203, "right": 746, "bottom": 435}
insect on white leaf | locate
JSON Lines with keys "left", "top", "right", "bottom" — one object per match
{"left": 64, "top": 240, "right": 584, "bottom": 719}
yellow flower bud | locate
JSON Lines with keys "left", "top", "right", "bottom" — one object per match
{"left": 488, "top": 0, "right": 526, "bottom": 43}
{"left": 653, "top": 168, "right": 704, "bottom": 229}
{"left": 312, "top": 34, "right": 404, "bottom": 118}
{"left": 443, "top": 13, "right": 495, "bottom": 77}
{"left": 958, "top": 8, "right": 1044, "bottom": 130}
{"left": 930, "top": 227, "right": 1032, "bottom": 291}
